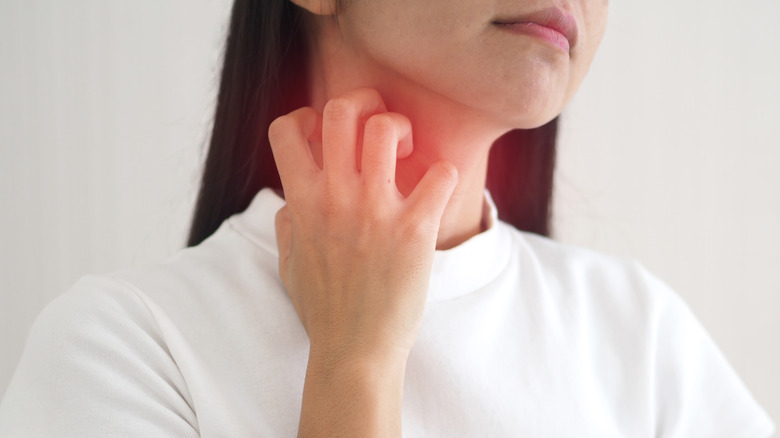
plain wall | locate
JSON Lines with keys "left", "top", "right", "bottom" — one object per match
{"left": 2, "top": 0, "right": 778, "bottom": 428}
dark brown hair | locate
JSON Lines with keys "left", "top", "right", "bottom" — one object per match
{"left": 187, "top": 0, "right": 558, "bottom": 247}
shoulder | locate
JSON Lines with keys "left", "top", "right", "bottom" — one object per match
{"left": 18, "top": 275, "right": 164, "bottom": 359}
{"left": 505, "top": 226, "right": 776, "bottom": 437}
{"left": 505, "top": 225, "right": 676, "bottom": 314}
{"left": 512, "top": 226, "right": 652, "bottom": 280}
{"left": 103, "top": 219, "right": 289, "bottom": 336}
{"left": 0, "top": 275, "right": 200, "bottom": 437}
{"left": 0, "top": 216, "right": 281, "bottom": 437}
{"left": 113, "top": 217, "right": 281, "bottom": 300}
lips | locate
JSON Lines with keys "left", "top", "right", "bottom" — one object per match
{"left": 493, "top": 7, "right": 579, "bottom": 51}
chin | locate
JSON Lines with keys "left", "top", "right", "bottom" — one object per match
{"left": 502, "top": 90, "right": 565, "bottom": 129}
{"left": 480, "top": 84, "right": 568, "bottom": 130}
{"left": 493, "top": 105, "right": 563, "bottom": 131}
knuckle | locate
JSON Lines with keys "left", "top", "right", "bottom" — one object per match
{"left": 402, "top": 213, "right": 435, "bottom": 240}
{"left": 323, "top": 96, "right": 356, "bottom": 121}
{"left": 365, "top": 114, "right": 396, "bottom": 139}
{"left": 318, "top": 190, "right": 346, "bottom": 219}
{"left": 356, "top": 200, "right": 387, "bottom": 224}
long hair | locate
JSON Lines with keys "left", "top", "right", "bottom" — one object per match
{"left": 187, "top": 0, "right": 558, "bottom": 248}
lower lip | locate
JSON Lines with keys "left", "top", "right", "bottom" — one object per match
{"left": 496, "top": 22, "right": 570, "bottom": 52}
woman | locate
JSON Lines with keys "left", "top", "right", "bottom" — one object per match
{"left": 0, "top": 0, "right": 775, "bottom": 436}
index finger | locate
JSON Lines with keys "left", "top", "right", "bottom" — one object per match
{"left": 268, "top": 107, "right": 322, "bottom": 195}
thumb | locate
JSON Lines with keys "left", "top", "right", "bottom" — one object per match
{"left": 274, "top": 204, "right": 309, "bottom": 337}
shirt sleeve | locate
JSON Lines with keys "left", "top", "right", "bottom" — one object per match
{"left": 0, "top": 275, "right": 200, "bottom": 438}
{"left": 644, "top": 267, "right": 776, "bottom": 438}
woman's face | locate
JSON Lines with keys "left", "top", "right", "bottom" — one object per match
{"left": 331, "top": 0, "right": 609, "bottom": 129}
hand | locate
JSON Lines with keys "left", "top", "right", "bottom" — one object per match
{"left": 268, "top": 88, "right": 458, "bottom": 365}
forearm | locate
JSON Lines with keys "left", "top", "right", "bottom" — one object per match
{"left": 297, "top": 352, "right": 407, "bottom": 437}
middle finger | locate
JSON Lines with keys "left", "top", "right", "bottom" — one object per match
{"left": 321, "top": 88, "right": 388, "bottom": 181}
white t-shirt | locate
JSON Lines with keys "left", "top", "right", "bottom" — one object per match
{"left": 0, "top": 188, "right": 775, "bottom": 437}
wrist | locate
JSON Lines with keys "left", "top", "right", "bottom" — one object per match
{"left": 306, "top": 344, "right": 410, "bottom": 380}
{"left": 298, "top": 346, "right": 408, "bottom": 437}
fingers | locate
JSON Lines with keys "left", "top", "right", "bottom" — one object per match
{"left": 321, "top": 88, "right": 387, "bottom": 179}
{"left": 408, "top": 160, "right": 459, "bottom": 225}
{"left": 271, "top": 88, "right": 459, "bottom": 238}
{"left": 268, "top": 107, "right": 321, "bottom": 196}
{"left": 361, "top": 112, "right": 412, "bottom": 194}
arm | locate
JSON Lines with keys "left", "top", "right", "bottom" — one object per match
{"left": 297, "top": 351, "right": 407, "bottom": 437}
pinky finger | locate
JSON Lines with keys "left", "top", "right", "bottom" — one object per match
{"left": 407, "top": 160, "right": 459, "bottom": 224}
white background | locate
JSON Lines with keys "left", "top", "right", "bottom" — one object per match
{"left": 2, "top": 0, "right": 778, "bottom": 428}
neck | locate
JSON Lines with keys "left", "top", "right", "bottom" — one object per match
{"left": 306, "top": 19, "right": 510, "bottom": 250}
